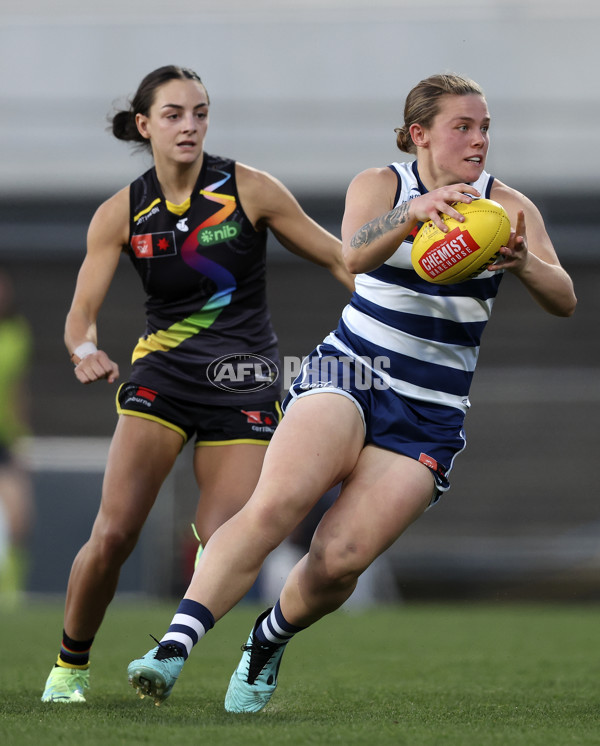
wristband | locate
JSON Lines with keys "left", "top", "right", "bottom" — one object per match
{"left": 71, "top": 342, "right": 98, "bottom": 362}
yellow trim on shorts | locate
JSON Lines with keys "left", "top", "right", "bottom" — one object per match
{"left": 195, "top": 438, "right": 270, "bottom": 448}
{"left": 117, "top": 406, "right": 188, "bottom": 444}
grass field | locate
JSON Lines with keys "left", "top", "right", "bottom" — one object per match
{"left": 1, "top": 598, "right": 599, "bottom": 745}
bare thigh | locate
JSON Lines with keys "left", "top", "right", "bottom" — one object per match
{"left": 91, "top": 414, "right": 184, "bottom": 540}
{"left": 309, "top": 445, "right": 435, "bottom": 575}
{"left": 278, "top": 446, "right": 436, "bottom": 624}
{"left": 192, "top": 443, "right": 268, "bottom": 543}
{"left": 249, "top": 393, "right": 366, "bottom": 526}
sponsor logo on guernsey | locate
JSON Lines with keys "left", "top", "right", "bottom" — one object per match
{"left": 130, "top": 231, "right": 177, "bottom": 259}
{"left": 207, "top": 353, "right": 279, "bottom": 392}
{"left": 176, "top": 217, "right": 189, "bottom": 232}
{"left": 408, "top": 223, "right": 421, "bottom": 241}
{"left": 418, "top": 227, "right": 480, "bottom": 279}
{"left": 135, "top": 206, "right": 160, "bottom": 225}
{"left": 405, "top": 191, "right": 423, "bottom": 242}
{"left": 198, "top": 221, "right": 241, "bottom": 247}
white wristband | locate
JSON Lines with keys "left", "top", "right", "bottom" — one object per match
{"left": 73, "top": 342, "right": 98, "bottom": 360}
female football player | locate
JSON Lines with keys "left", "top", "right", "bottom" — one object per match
{"left": 41, "top": 65, "right": 353, "bottom": 703}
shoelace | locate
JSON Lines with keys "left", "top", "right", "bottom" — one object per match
{"left": 59, "top": 668, "right": 89, "bottom": 692}
{"left": 73, "top": 670, "right": 89, "bottom": 687}
{"left": 149, "top": 634, "right": 185, "bottom": 661}
{"left": 242, "top": 640, "right": 281, "bottom": 684}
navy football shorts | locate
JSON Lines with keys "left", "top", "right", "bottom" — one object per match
{"left": 283, "top": 342, "right": 467, "bottom": 503}
{"left": 117, "top": 381, "right": 282, "bottom": 446}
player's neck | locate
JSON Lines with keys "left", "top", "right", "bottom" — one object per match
{"left": 155, "top": 156, "right": 204, "bottom": 206}
{"left": 416, "top": 160, "right": 451, "bottom": 193}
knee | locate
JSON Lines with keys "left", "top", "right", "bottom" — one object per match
{"left": 89, "top": 522, "right": 140, "bottom": 567}
{"left": 307, "top": 537, "right": 371, "bottom": 591}
{"left": 243, "top": 492, "right": 311, "bottom": 553}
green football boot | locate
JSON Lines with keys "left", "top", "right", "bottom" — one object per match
{"left": 41, "top": 665, "right": 90, "bottom": 703}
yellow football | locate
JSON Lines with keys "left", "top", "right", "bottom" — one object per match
{"left": 411, "top": 198, "right": 511, "bottom": 285}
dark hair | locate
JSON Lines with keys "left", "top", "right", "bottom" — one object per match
{"left": 394, "top": 73, "right": 485, "bottom": 154}
{"left": 110, "top": 65, "right": 209, "bottom": 150}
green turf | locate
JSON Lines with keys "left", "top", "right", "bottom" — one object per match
{"left": 1, "top": 599, "right": 599, "bottom": 745}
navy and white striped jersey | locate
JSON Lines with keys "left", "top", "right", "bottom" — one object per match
{"left": 325, "top": 160, "right": 504, "bottom": 413}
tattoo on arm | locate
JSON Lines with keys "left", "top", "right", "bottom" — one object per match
{"left": 350, "top": 201, "right": 411, "bottom": 250}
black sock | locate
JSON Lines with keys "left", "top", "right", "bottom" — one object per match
{"left": 57, "top": 629, "right": 94, "bottom": 668}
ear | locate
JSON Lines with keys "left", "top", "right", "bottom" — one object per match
{"left": 409, "top": 123, "right": 429, "bottom": 149}
{"left": 135, "top": 113, "right": 151, "bottom": 140}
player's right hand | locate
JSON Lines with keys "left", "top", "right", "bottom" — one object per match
{"left": 73, "top": 350, "right": 120, "bottom": 384}
{"left": 409, "top": 183, "right": 480, "bottom": 232}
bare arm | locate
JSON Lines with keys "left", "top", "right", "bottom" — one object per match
{"left": 65, "top": 187, "right": 130, "bottom": 384}
{"left": 236, "top": 163, "right": 355, "bottom": 292}
{"left": 490, "top": 182, "right": 577, "bottom": 317}
{"left": 341, "top": 167, "right": 480, "bottom": 274}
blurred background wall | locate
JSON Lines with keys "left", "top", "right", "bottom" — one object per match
{"left": 0, "top": 0, "right": 598, "bottom": 600}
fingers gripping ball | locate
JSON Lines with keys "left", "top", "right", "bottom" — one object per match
{"left": 411, "top": 199, "right": 511, "bottom": 284}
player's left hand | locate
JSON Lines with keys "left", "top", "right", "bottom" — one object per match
{"left": 489, "top": 209, "right": 529, "bottom": 275}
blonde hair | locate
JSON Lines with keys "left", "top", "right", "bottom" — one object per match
{"left": 395, "top": 73, "right": 485, "bottom": 154}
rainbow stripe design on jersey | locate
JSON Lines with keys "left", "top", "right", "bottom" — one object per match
{"left": 132, "top": 170, "right": 238, "bottom": 362}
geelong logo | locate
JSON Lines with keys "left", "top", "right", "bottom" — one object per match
{"left": 207, "top": 353, "right": 279, "bottom": 392}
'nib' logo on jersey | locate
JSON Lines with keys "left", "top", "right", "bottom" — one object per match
{"left": 198, "top": 221, "right": 241, "bottom": 246}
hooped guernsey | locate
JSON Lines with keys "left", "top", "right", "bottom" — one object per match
{"left": 125, "top": 153, "right": 280, "bottom": 405}
{"left": 325, "top": 160, "right": 504, "bottom": 414}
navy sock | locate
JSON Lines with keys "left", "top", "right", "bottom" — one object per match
{"left": 254, "top": 600, "right": 306, "bottom": 645}
{"left": 160, "top": 598, "right": 215, "bottom": 660}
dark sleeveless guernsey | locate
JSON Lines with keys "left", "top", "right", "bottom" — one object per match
{"left": 125, "top": 153, "right": 280, "bottom": 404}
